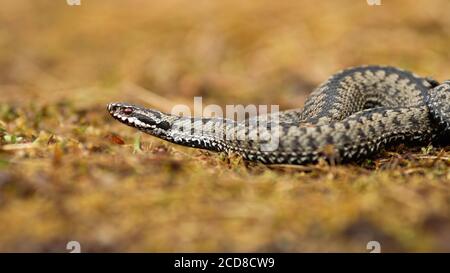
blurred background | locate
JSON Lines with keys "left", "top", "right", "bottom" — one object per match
{"left": 0, "top": 0, "right": 449, "bottom": 252}
{"left": 2, "top": 0, "right": 449, "bottom": 108}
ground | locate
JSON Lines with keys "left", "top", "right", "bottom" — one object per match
{"left": 0, "top": 0, "right": 449, "bottom": 252}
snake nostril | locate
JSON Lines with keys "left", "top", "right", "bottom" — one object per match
{"left": 108, "top": 104, "right": 118, "bottom": 113}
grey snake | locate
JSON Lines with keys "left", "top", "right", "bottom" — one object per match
{"left": 108, "top": 65, "right": 450, "bottom": 165}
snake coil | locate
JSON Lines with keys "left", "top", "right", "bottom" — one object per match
{"left": 108, "top": 66, "right": 450, "bottom": 165}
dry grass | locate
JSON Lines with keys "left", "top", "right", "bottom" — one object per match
{"left": 0, "top": 0, "right": 450, "bottom": 252}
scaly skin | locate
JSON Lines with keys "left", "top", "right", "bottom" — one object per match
{"left": 107, "top": 66, "right": 450, "bottom": 165}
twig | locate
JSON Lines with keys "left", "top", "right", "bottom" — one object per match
{"left": 1, "top": 143, "right": 36, "bottom": 150}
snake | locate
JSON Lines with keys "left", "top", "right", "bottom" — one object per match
{"left": 107, "top": 65, "right": 450, "bottom": 165}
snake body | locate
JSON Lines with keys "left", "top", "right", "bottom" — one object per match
{"left": 108, "top": 66, "right": 450, "bottom": 165}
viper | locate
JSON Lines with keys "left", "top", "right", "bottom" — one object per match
{"left": 108, "top": 66, "right": 450, "bottom": 165}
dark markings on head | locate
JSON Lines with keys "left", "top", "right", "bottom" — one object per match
{"left": 158, "top": 121, "right": 171, "bottom": 130}
{"left": 137, "top": 115, "right": 157, "bottom": 126}
{"left": 147, "top": 110, "right": 162, "bottom": 119}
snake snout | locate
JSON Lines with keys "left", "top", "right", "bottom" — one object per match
{"left": 107, "top": 103, "right": 121, "bottom": 114}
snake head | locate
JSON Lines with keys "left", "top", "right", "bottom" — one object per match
{"left": 107, "top": 102, "right": 172, "bottom": 134}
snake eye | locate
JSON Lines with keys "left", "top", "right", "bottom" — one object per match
{"left": 123, "top": 108, "right": 133, "bottom": 115}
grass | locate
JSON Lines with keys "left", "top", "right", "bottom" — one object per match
{"left": 0, "top": 0, "right": 449, "bottom": 252}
